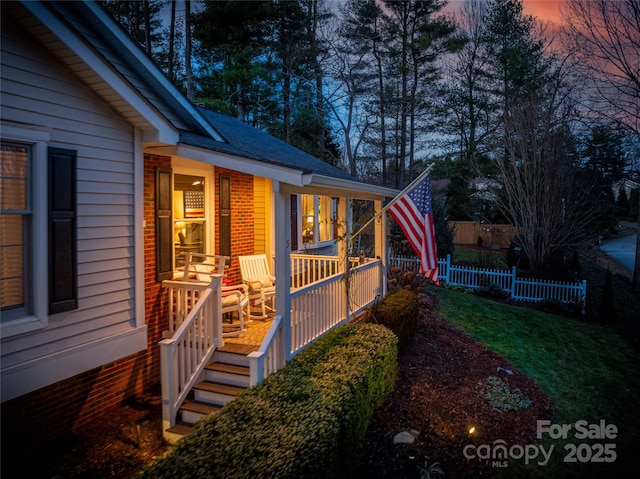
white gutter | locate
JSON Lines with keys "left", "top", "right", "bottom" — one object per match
{"left": 148, "top": 145, "right": 308, "bottom": 186}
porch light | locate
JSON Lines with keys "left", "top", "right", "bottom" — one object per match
{"left": 468, "top": 426, "right": 476, "bottom": 435}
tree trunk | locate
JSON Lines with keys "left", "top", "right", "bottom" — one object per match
{"left": 184, "top": 0, "right": 195, "bottom": 101}
{"left": 373, "top": 19, "right": 387, "bottom": 186}
{"left": 144, "top": 0, "right": 151, "bottom": 55}
{"left": 168, "top": 0, "right": 176, "bottom": 81}
{"left": 633, "top": 193, "right": 640, "bottom": 290}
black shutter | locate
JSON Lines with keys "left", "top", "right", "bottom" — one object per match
{"left": 48, "top": 148, "right": 77, "bottom": 314}
{"left": 219, "top": 175, "right": 231, "bottom": 257}
{"left": 290, "top": 195, "right": 298, "bottom": 251}
{"left": 156, "top": 167, "right": 173, "bottom": 281}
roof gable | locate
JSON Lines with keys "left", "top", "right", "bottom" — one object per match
{"left": 19, "top": 0, "right": 224, "bottom": 144}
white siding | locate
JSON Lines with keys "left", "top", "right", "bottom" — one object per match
{"left": 1, "top": 18, "right": 146, "bottom": 400}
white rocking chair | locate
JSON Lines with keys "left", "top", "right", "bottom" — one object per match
{"left": 181, "top": 252, "right": 249, "bottom": 337}
{"left": 238, "top": 254, "right": 275, "bottom": 320}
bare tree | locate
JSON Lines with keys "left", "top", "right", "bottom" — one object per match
{"left": 439, "top": 0, "right": 495, "bottom": 168}
{"left": 491, "top": 67, "right": 603, "bottom": 273}
{"left": 562, "top": 0, "right": 640, "bottom": 135}
{"left": 563, "top": 0, "right": 640, "bottom": 289}
{"left": 324, "top": 45, "right": 376, "bottom": 176}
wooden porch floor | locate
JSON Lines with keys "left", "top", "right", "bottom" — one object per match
{"left": 222, "top": 313, "right": 274, "bottom": 350}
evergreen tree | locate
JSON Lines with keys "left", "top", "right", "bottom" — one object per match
{"left": 103, "top": 0, "right": 164, "bottom": 56}
{"left": 482, "top": 0, "right": 546, "bottom": 111}
{"left": 584, "top": 125, "right": 628, "bottom": 184}
{"left": 192, "top": 1, "right": 277, "bottom": 121}
{"left": 438, "top": 0, "right": 494, "bottom": 170}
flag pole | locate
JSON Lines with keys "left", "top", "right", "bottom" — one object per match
{"left": 349, "top": 165, "right": 433, "bottom": 243}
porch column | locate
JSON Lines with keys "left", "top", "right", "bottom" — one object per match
{"left": 337, "top": 197, "right": 349, "bottom": 272}
{"left": 374, "top": 199, "right": 387, "bottom": 297}
{"left": 273, "top": 182, "right": 291, "bottom": 362}
{"left": 338, "top": 197, "right": 349, "bottom": 320}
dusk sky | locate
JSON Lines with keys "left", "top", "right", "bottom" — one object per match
{"left": 446, "top": 0, "right": 565, "bottom": 24}
{"left": 521, "top": 0, "right": 563, "bottom": 24}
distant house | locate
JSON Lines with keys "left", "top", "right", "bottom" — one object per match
{"left": 613, "top": 178, "right": 640, "bottom": 201}
{"left": 1, "top": 1, "right": 397, "bottom": 448}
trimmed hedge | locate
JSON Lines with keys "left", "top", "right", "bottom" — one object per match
{"left": 138, "top": 323, "right": 397, "bottom": 479}
{"left": 362, "top": 288, "right": 419, "bottom": 355}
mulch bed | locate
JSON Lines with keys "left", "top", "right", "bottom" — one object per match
{"left": 353, "top": 302, "right": 554, "bottom": 478}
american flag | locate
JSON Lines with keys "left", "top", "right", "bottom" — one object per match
{"left": 388, "top": 173, "right": 438, "bottom": 283}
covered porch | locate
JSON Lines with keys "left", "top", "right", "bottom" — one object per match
{"left": 147, "top": 106, "right": 398, "bottom": 443}
{"left": 159, "top": 250, "right": 386, "bottom": 442}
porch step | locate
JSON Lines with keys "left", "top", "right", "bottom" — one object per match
{"left": 215, "top": 344, "right": 258, "bottom": 367}
{"left": 205, "top": 362, "right": 250, "bottom": 387}
{"left": 179, "top": 399, "right": 223, "bottom": 425}
{"left": 192, "top": 380, "right": 246, "bottom": 406}
{"left": 166, "top": 421, "right": 194, "bottom": 436}
{"left": 165, "top": 344, "right": 257, "bottom": 442}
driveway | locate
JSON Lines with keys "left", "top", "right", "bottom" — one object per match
{"left": 600, "top": 233, "right": 637, "bottom": 272}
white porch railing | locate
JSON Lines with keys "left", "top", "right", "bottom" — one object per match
{"left": 247, "top": 315, "right": 284, "bottom": 386}
{"left": 288, "top": 259, "right": 382, "bottom": 358}
{"left": 157, "top": 256, "right": 383, "bottom": 431}
{"left": 390, "top": 254, "right": 587, "bottom": 313}
{"left": 290, "top": 254, "right": 339, "bottom": 289}
{"left": 289, "top": 254, "right": 363, "bottom": 289}
{"left": 245, "top": 258, "right": 383, "bottom": 384}
{"left": 159, "top": 275, "right": 223, "bottom": 432}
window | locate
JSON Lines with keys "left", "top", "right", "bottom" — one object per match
{"left": 1, "top": 143, "right": 32, "bottom": 321}
{"left": 173, "top": 174, "right": 206, "bottom": 270}
{"left": 1, "top": 124, "right": 74, "bottom": 336}
{"left": 298, "top": 195, "right": 337, "bottom": 249}
{"left": 155, "top": 168, "right": 214, "bottom": 280}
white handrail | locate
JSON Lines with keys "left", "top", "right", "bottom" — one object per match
{"left": 246, "top": 260, "right": 382, "bottom": 386}
{"left": 159, "top": 275, "right": 223, "bottom": 433}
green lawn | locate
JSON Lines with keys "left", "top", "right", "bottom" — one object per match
{"left": 430, "top": 285, "right": 640, "bottom": 478}
{"left": 453, "top": 247, "right": 508, "bottom": 269}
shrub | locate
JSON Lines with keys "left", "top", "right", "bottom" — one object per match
{"left": 476, "top": 376, "right": 532, "bottom": 412}
{"left": 137, "top": 323, "right": 397, "bottom": 479}
{"left": 475, "top": 283, "right": 508, "bottom": 299}
{"left": 362, "top": 288, "right": 419, "bottom": 356}
{"left": 386, "top": 268, "right": 437, "bottom": 310}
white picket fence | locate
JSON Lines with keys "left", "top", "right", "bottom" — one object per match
{"left": 390, "top": 254, "right": 587, "bottom": 314}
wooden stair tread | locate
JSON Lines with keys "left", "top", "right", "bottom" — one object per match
{"left": 206, "top": 362, "right": 250, "bottom": 376}
{"left": 218, "top": 343, "right": 258, "bottom": 355}
{"left": 193, "top": 380, "right": 246, "bottom": 396}
{"left": 166, "top": 422, "right": 193, "bottom": 436}
{"left": 181, "top": 399, "right": 222, "bottom": 415}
